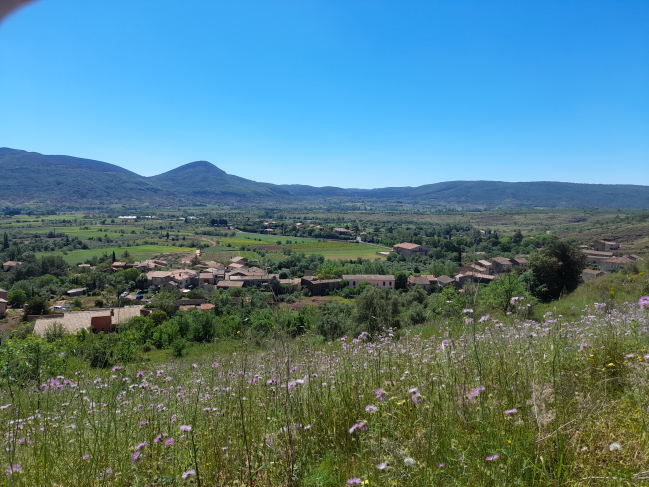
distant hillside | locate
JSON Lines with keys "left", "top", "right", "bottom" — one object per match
{"left": 150, "top": 161, "right": 290, "bottom": 201}
{"left": 1, "top": 147, "right": 648, "bottom": 208}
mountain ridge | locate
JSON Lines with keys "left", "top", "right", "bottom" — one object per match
{"left": 1, "top": 147, "right": 648, "bottom": 209}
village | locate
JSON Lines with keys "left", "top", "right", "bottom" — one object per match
{"left": 0, "top": 236, "right": 642, "bottom": 337}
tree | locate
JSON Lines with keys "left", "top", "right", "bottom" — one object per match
{"left": 2, "top": 232, "right": 8, "bottom": 250}
{"left": 482, "top": 271, "right": 528, "bottom": 312}
{"left": 7, "top": 289, "right": 27, "bottom": 308}
{"left": 111, "top": 251, "right": 116, "bottom": 263}
{"left": 354, "top": 286, "right": 400, "bottom": 335}
{"left": 394, "top": 272, "right": 408, "bottom": 290}
{"left": 512, "top": 229, "right": 524, "bottom": 244}
{"left": 23, "top": 295, "right": 49, "bottom": 318}
{"left": 529, "top": 239, "right": 586, "bottom": 302}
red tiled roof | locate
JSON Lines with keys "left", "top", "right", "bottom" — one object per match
{"left": 393, "top": 242, "right": 422, "bottom": 250}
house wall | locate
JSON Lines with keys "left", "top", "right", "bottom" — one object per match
{"left": 91, "top": 316, "right": 113, "bottom": 332}
{"left": 346, "top": 278, "right": 394, "bottom": 289}
{"left": 0, "top": 301, "right": 6, "bottom": 316}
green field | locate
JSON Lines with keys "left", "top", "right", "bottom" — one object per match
{"left": 35, "top": 245, "right": 196, "bottom": 264}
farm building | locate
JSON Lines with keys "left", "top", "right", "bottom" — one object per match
{"left": 301, "top": 277, "right": 341, "bottom": 296}
{"left": 33, "top": 306, "right": 146, "bottom": 335}
{"left": 342, "top": 275, "right": 395, "bottom": 289}
{"left": 582, "top": 269, "right": 604, "bottom": 281}
{"left": 392, "top": 243, "right": 429, "bottom": 258}
{"left": 594, "top": 240, "right": 620, "bottom": 252}
{"left": 2, "top": 261, "right": 22, "bottom": 271}
{"left": 66, "top": 288, "right": 87, "bottom": 297}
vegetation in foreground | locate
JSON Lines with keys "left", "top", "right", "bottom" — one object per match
{"left": 1, "top": 295, "right": 648, "bottom": 485}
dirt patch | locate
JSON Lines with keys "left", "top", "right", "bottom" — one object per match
{"left": 290, "top": 297, "right": 334, "bottom": 310}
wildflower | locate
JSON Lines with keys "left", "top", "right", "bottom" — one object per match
{"left": 112, "top": 366, "right": 121, "bottom": 372}
{"left": 180, "top": 425, "right": 192, "bottom": 432}
{"left": 139, "top": 420, "right": 149, "bottom": 426}
{"left": 0, "top": 404, "right": 11, "bottom": 410}
{"left": 463, "top": 309, "right": 473, "bottom": 314}
{"left": 437, "top": 463, "right": 445, "bottom": 467}
{"left": 136, "top": 371, "right": 144, "bottom": 378}
{"left": 182, "top": 469, "right": 196, "bottom": 479}
{"left": 165, "top": 438, "right": 174, "bottom": 446}
{"left": 609, "top": 442, "right": 622, "bottom": 452}
{"left": 639, "top": 296, "right": 649, "bottom": 309}
{"left": 365, "top": 405, "right": 378, "bottom": 413}
{"left": 349, "top": 422, "right": 367, "bottom": 434}
{"left": 504, "top": 409, "right": 518, "bottom": 415}
{"left": 468, "top": 385, "right": 485, "bottom": 400}
{"left": 486, "top": 455, "right": 500, "bottom": 461}
{"left": 403, "top": 457, "right": 415, "bottom": 467}
{"left": 5, "top": 465, "right": 21, "bottom": 476}
{"left": 154, "top": 435, "right": 162, "bottom": 443}
{"left": 347, "top": 479, "right": 362, "bottom": 485}
{"left": 136, "top": 441, "right": 147, "bottom": 450}
{"left": 480, "top": 315, "right": 490, "bottom": 322}
{"left": 377, "top": 462, "right": 387, "bottom": 470}
{"left": 132, "top": 451, "right": 141, "bottom": 464}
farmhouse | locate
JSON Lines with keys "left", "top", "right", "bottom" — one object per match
{"left": 601, "top": 257, "right": 634, "bottom": 272}
{"left": 582, "top": 250, "right": 614, "bottom": 266}
{"left": 342, "top": 275, "right": 395, "bottom": 289}
{"left": 230, "top": 256, "right": 248, "bottom": 264}
{"left": 0, "top": 288, "right": 7, "bottom": 317}
{"left": 582, "top": 269, "right": 604, "bottom": 281}
{"left": 301, "top": 277, "right": 341, "bottom": 296}
{"left": 333, "top": 227, "right": 352, "bottom": 235}
{"left": 392, "top": 242, "right": 429, "bottom": 258}
{"left": 407, "top": 275, "right": 432, "bottom": 291}
{"left": 594, "top": 240, "right": 620, "bottom": 252}
{"left": 2, "top": 261, "right": 22, "bottom": 271}
{"left": 489, "top": 257, "right": 514, "bottom": 274}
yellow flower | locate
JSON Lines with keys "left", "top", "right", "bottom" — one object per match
{"left": 608, "top": 363, "right": 615, "bottom": 367}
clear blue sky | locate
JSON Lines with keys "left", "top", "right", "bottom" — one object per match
{"left": 1, "top": 1, "right": 647, "bottom": 188}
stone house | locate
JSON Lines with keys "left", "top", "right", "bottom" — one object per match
{"left": 392, "top": 243, "right": 429, "bottom": 259}
{"left": 301, "top": 277, "right": 341, "bottom": 296}
{"left": 407, "top": 275, "right": 431, "bottom": 291}
{"left": 582, "top": 269, "right": 604, "bottom": 281}
{"left": 342, "top": 275, "right": 395, "bottom": 289}
{"left": 594, "top": 240, "right": 620, "bottom": 252}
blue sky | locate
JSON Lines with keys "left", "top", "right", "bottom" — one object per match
{"left": 1, "top": 1, "right": 647, "bottom": 188}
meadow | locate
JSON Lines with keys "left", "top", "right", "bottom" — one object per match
{"left": 1, "top": 300, "right": 648, "bottom": 486}
{"left": 34, "top": 245, "right": 196, "bottom": 265}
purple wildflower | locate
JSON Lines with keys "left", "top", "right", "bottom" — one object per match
{"left": 349, "top": 422, "right": 367, "bottom": 434}
{"left": 486, "top": 454, "right": 500, "bottom": 461}
{"left": 154, "top": 435, "right": 162, "bottom": 443}
{"left": 377, "top": 462, "right": 388, "bottom": 470}
{"left": 136, "top": 441, "right": 147, "bottom": 450}
{"left": 112, "top": 366, "right": 121, "bottom": 372}
{"left": 5, "top": 465, "right": 21, "bottom": 476}
{"left": 468, "top": 385, "right": 485, "bottom": 400}
{"left": 504, "top": 409, "right": 518, "bottom": 415}
{"left": 180, "top": 425, "right": 192, "bottom": 432}
{"left": 182, "top": 469, "right": 196, "bottom": 479}
{"left": 136, "top": 371, "right": 144, "bottom": 378}
{"left": 365, "top": 405, "right": 378, "bottom": 413}
{"left": 165, "top": 438, "right": 174, "bottom": 446}
{"left": 347, "top": 479, "right": 362, "bottom": 485}
{"left": 438, "top": 463, "right": 445, "bottom": 467}
{"left": 463, "top": 309, "right": 473, "bottom": 314}
{"left": 132, "top": 451, "right": 141, "bottom": 464}
{"left": 639, "top": 296, "right": 649, "bottom": 309}
{"left": 139, "top": 420, "right": 149, "bottom": 426}
{"left": 82, "top": 454, "right": 89, "bottom": 460}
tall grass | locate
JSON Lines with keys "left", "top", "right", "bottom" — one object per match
{"left": 1, "top": 303, "right": 648, "bottom": 485}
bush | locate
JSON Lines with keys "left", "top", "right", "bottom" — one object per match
{"left": 94, "top": 299, "right": 104, "bottom": 308}
{"left": 7, "top": 289, "right": 27, "bottom": 308}
{"left": 170, "top": 337, "right": 187, "bottom": 357}
{"left": 44, "top": 322, "right": 67, "bottom": 342}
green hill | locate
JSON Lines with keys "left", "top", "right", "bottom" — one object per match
{"left": 1, "top": 147, "right": 648, "bottom": 209}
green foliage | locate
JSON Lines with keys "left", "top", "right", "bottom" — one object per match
{"left": 529, "top": 240, "right": 586, "bottom": 302}
{"left": 23, "top": 295, "right": 49, "bottom": 318}
{"left": 149, "top": 309, "right": 168, "bottom": 326}
{"left": 151, "top": 291, "right": 178, "bottom": 316}
{"left": 0, "top": 335, "right": 66, "bottom": 386}
{"left": 481, "top": 271, "right": 529, "bottom": 312}
{"left": 354, "top": 286, "right": 400, "bottom": 334}
{"left": 7, "top": 289, "right": 27, "bottom": 307}
{"left": 316, "top": 301, "right": 354, "bottom": 340}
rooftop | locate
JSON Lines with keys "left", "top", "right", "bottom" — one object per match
{"left": 393, "top": 242, "right": 422, "bottom": 250}
{"left": 342, "top": 274, "right": 396, "bottom": 281}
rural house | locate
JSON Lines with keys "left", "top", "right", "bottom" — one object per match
{"left": 392, "top": 242, "right": 429, "bottom": 258}
{"left": 582, "top": 269, "right": 604, "bottom": 281}
{"left": 300, "top": 276, "right": 341, "bottom": 296}
{"left": 594, "top": 240, "right": 620, "bottom": 252}
{"left": 489, "top": 257, "right": 514, "bottom": 274}
{"left": 2, "top": 261, "right": 22, "bottom": 271}
{"left": 407, "top": 275, "right": 432, "bottom": 291}
{"left": 601, "top": 257, "right": 634, "bottom": 272}
{"left": 342, "top": 274, "right": 395, "bottom": 289}
{"left": 33, "top": 306, "right": 146, "bottom": 335}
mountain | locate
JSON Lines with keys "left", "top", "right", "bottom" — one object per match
{"left": 1, "top": 147, "right": 648, "bottom": 209}
{"left": 150, "top": 161, "right": 290, "bottom": 201}
{"left": 0, "top": 148, "right": 169, "bottom": 206}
